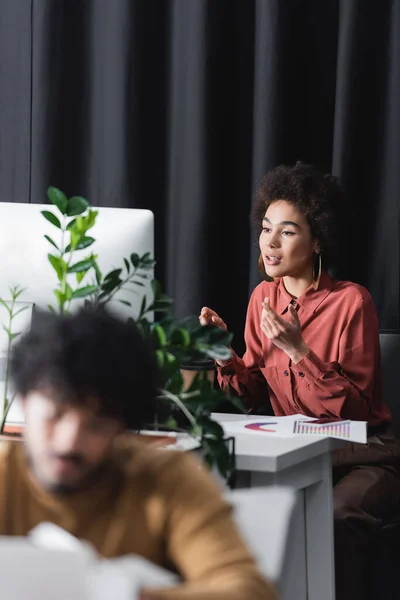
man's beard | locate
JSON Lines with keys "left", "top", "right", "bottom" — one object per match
{"left": 25, "top": 449, "right": 112, "bottom": 494}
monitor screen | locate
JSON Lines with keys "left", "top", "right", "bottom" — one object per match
{"left": 0, "top": 202, "right": 154, "bottom": 319}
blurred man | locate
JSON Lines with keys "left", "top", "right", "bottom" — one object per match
{"left": 0, "top": 308, "right": 274, "bottom": 600}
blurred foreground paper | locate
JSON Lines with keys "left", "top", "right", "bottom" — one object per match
{"left": 28, "top": 522, "right": 178, "bottom": 599}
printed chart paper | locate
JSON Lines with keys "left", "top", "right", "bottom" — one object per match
{"left": 221, "top": 416, "right": 367, "bottom": 443}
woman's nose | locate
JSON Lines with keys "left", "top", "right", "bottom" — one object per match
{"left": 266, "top": 233, "right": 280, "bottom": 249}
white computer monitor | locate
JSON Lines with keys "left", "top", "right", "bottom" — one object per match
{"left": 0, "top": 201, "right": 154, "bottom": 425}
{"left": 0, "top": 202, "right": 154, "bottom": 319}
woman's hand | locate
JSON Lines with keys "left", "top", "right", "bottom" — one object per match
{"left": 199, "top": 307, "right": 228, "bottom": 331}
{"left": 260, "top": 298, "right": 309, "bottom": 364}
{"left": 199, "top": 307, "right": 229, "bottom": 366}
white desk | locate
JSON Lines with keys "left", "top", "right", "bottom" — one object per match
{"left": 213, "top": 413, "right": 337, "bottom": 600}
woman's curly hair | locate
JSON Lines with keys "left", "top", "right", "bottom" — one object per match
{"left": 251, "top": 162, "right": 346, "bottom": 267}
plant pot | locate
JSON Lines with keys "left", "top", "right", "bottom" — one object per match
{"left": 0, "top": 433, "right": 23, "bottom": 442}
{"left": 180, "top": 359, "right": 216, "bottom": 391}
{"left": 130, "top": 432, "right": 177, "bottom": 447}
{"left": 0, "top": 422, "right": 23, "bottom": 441}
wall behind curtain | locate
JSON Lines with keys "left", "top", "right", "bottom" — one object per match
{"left": 0, "top": 0, "right": 399, "bottom": 353}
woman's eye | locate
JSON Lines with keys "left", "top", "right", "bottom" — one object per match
{"left": 262, "top": 227, "right": 271, "bottom": 234}
{"left": 282, "top": 231, "right": 295, "bottom": 236}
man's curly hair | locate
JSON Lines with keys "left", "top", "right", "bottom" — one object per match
{"left": 251, "top": 162, "right": 346, "bottom": 267}
{"left": 10, "top": 307, "right": 161, "bottom": 430}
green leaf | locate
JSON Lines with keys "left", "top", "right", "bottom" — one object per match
{"left": 159, "top": 316, "right": 178, "bottom": 338}
{"left": 199, "top": 345, "right": 232, "bottom": 362}
{"left": 47, "top": 187, "right": 68, "bottom": 214}
{"left": 152, "top": 324, "right": 167, "bottom": 348}
{"left": 47, "top": 304, "right": 56, "bottom": 314}
{"left": 93, "top": 262, "right": 102, "bottom": 285}
{"left": 139, "top": 295, "right": 147, "bottom": 317}
{"left": 192, "top": 324, "right": 233, "bottom": 347}
{"left": 141, "top": 252, "right": 152, "bottom": 265}
{"left": 66, "top": 196, "right": 89, "bottom": 216}
{"left": 9, "top": 332, "right": 21, "bottom": 342}
{"left": 147, "top": 298, "right": 173, "bottom": 314}
{"left": 163, "top": 417, "right": 178, "bottom": 431}
{"left": 170, "top": 328, "right": 191, "bottom": 348}
{"left": 10, "top": 286, "right": 26, "bottom": 300}
{"left": 65, "top": 283, "right": 73, "bottom": 300}
{"left": 136, "top": 317, "right": 151, "bottom": 339}
{"left": 65, "top": 236, "right": 95, "bottom": 252}
{"left": 66, "top": 218, "right": 77, "bottom": 230}
{"left": 0, "top": 298, "right": 11, "bottom": 315}
{"left": 197, "top": 417, "right": 225, "bottom": 439}
{"left": 131, "top": 253, "right": 140, "bottom": 267}
{"left": 76, "top": 271, "right": 86, "bottom": 284}
{"left": 54, "top": 289, "right": 64, "bottom": 308}
{"left": 86, "top": 209, "right": 98, "bottom": 228}
{"left": 41, "top": 210, "right": 61, "bottom": 229}
{"left": 69, "top": 230, "right": 80, "bottom": 251}
{"left": 71, "top": 285, "right": 98, "bottom": 299}
{"left": 44, "top": 235, "right": 60, "bottom": 251}
{"left": 48, "top": 254, "right": 66, "bottom": 280}
{"left": 68, "top": 259, "right": 93, "bottom": 273}
{"left": 101, "top": 279, "right": 121, "bottom": 294}
{"left": 166, "top": 371, "right": 184, "bottom": 395}
{"left": 151, "top": 279, "right": 162, "bottom": 297}
{"left": 2, "top": 325, "right": 11, "bottom": 337}
{"left": 104, "top": 269, "right": 122, "bottom": 281}
{"left": 124, "top": 258, "right": 131, "bottom": 273}
{"left": 156, "top": 350, "right": 165, "bottom": 368}
{"left": 179, "top": 316, "right": 203, "bottom": 335}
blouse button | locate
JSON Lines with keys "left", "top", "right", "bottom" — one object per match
{"left": 298, "top": 372, "right": 305, "bottom": 378}
{"left": 284, "top": 370, "right": 289, "bottom": 376}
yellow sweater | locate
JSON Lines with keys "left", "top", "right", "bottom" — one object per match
{"left": 0, "top": 438, "right": 275, "bottom": 600}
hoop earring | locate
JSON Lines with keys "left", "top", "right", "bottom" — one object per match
{"left": 312, "top": 253, "right": 322, "bottom": 290}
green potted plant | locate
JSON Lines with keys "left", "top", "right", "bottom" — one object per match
{"left": 35, "top": 188, "right": 244, "bottom": 482}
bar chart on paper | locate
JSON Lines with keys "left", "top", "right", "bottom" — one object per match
{"left": 292, "top": 419, "right": 367, "bottom": 443}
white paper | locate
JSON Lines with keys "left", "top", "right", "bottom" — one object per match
{"left": 221, "top": 415, "right": 314, "bottom": 437}
{"left": 220, "top": 415, "right": 367, "bottom": 443}
{"left": 29, "top": 523, "right": 178, "bottom": 600}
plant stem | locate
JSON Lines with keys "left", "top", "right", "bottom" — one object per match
{"left": 103, "top": 267, "right": 140, "bottom": 306}
{"left": 157, "top": 389, "right": 197, "bottom": 429}
{"left": 2, "top": 292, "right": 15, "bottom": 431}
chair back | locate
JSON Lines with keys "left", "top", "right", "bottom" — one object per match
{"left": 227, "top": 486, "right": 299, "bottom": 598}
{"left": 379, "top": 331, "right": 400, "bottom": 438}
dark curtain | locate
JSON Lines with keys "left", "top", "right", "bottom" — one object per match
{"left": 0, "top": 0, "right": 399, "bottom": 354}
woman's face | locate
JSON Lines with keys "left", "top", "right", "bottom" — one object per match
{"left": 259, "top": 200, "right": 319, "bottom": 279}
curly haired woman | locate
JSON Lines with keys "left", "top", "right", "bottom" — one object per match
{"left": 200, "top": 162, "right": 400, "bottom": 600}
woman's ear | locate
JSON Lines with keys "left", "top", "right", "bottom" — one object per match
{"left": 313, "top": 239, "right": 321, "bottom": 255}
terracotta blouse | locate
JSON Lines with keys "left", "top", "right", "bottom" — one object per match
{"left": 218, "top": 272, "right": 391, "bottom": 427}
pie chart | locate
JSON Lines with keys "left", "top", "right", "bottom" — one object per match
{"left": 244, "top": 421, "right": 278, "bottom": 433}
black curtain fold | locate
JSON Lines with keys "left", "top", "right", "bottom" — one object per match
{"left": 0, "top": 0, "right": 399, "bottom": 350}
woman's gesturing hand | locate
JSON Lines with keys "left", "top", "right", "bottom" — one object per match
{"left": 260, "top": 298, "right": 309, "bottom": 364}
{"left": 199, "top": 307, "right": 228, "bottom": 331}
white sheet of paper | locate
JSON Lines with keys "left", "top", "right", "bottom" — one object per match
{"left": 29, "top": 523, "right": 178, "bottom": 599}
{"left": 221, "top": 415, "right": 367, "bottom": 443}
{"left": 220, "top": 415, "right": 314, "bottom": 437}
